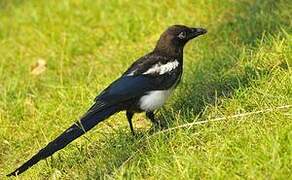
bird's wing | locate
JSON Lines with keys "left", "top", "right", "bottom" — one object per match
{"left": 122, "top": 53, "right": 170, "bottom": 76}
{"left": 95, "top": 54, "right": 181, "bottom": 105}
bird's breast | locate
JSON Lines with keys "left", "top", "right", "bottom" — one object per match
{"left": 139, "top": 89, "right": 173, "bottom": 111}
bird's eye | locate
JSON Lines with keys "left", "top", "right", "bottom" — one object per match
{"left": 177, "top": 31, "right": 187, "bottom": 39}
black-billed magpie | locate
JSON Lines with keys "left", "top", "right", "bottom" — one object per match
{"left": 7, "top": 25, "right": 207, "bottom": 176}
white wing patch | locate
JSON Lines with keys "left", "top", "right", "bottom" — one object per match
{"left": 127, "top": 60, "right": 179, "bottom": 76}
{"left": 143, "top": 60, "right": 179, "bottom": 75}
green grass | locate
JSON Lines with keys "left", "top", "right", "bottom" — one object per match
{"left": 0, "top": 0, "right": 291, "bottom": 179}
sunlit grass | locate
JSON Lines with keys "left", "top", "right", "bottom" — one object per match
{"left": 0, "top": 0, "right": 291, "bottom": 179}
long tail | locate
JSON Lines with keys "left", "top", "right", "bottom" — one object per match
{"left": 7, "top": 104, "right": 119, "bottom": 176}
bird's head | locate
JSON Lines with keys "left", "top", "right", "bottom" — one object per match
{"left": 154, "top": 25, "right": 207, "bottom": 56}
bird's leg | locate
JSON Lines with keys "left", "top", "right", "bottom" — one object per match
{"left": 126, "top": 111, "right": 135, "bottom": 136}
{"left": 146, "top": 111, "right": 160, "bottom": 127}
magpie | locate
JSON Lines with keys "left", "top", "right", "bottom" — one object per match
{"left": 7, "top": 25, "right": 207, "bottom": 176}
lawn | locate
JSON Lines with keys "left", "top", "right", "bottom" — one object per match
{"left": 0, "top": 0, "right": 291, "bottom": 179}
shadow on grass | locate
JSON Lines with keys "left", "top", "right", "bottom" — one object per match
{"left": 46, "top": 0, "right": 287, "bottom": 178}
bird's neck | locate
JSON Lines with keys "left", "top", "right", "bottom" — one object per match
{"left": 153, "top": 45, "right": 184, "bottom": 61}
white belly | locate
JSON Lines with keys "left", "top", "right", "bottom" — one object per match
{"left": 139, "top": 90, "right": 172, "bottom": 111}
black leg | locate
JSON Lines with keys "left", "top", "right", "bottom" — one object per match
{"left": 126, "top": 111, "right": 135, "bottom": 136}
{"left": 146, "top": 111, "right": 158, "bottom": 125}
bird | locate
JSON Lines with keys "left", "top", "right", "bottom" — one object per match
{"left": 7, "top": 24, "right": 207, "bottom": 176}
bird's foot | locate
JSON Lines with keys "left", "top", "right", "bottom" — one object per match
{"left": 148, "top": 120, "right": 167, "bottom": 134}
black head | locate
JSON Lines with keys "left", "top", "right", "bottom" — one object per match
{"left": 154, "top": 25, "right": 207, "bottom": 56}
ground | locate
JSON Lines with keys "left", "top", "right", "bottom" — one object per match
{"left": 0, "top": 0, "right": 291, "bottom": 179}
